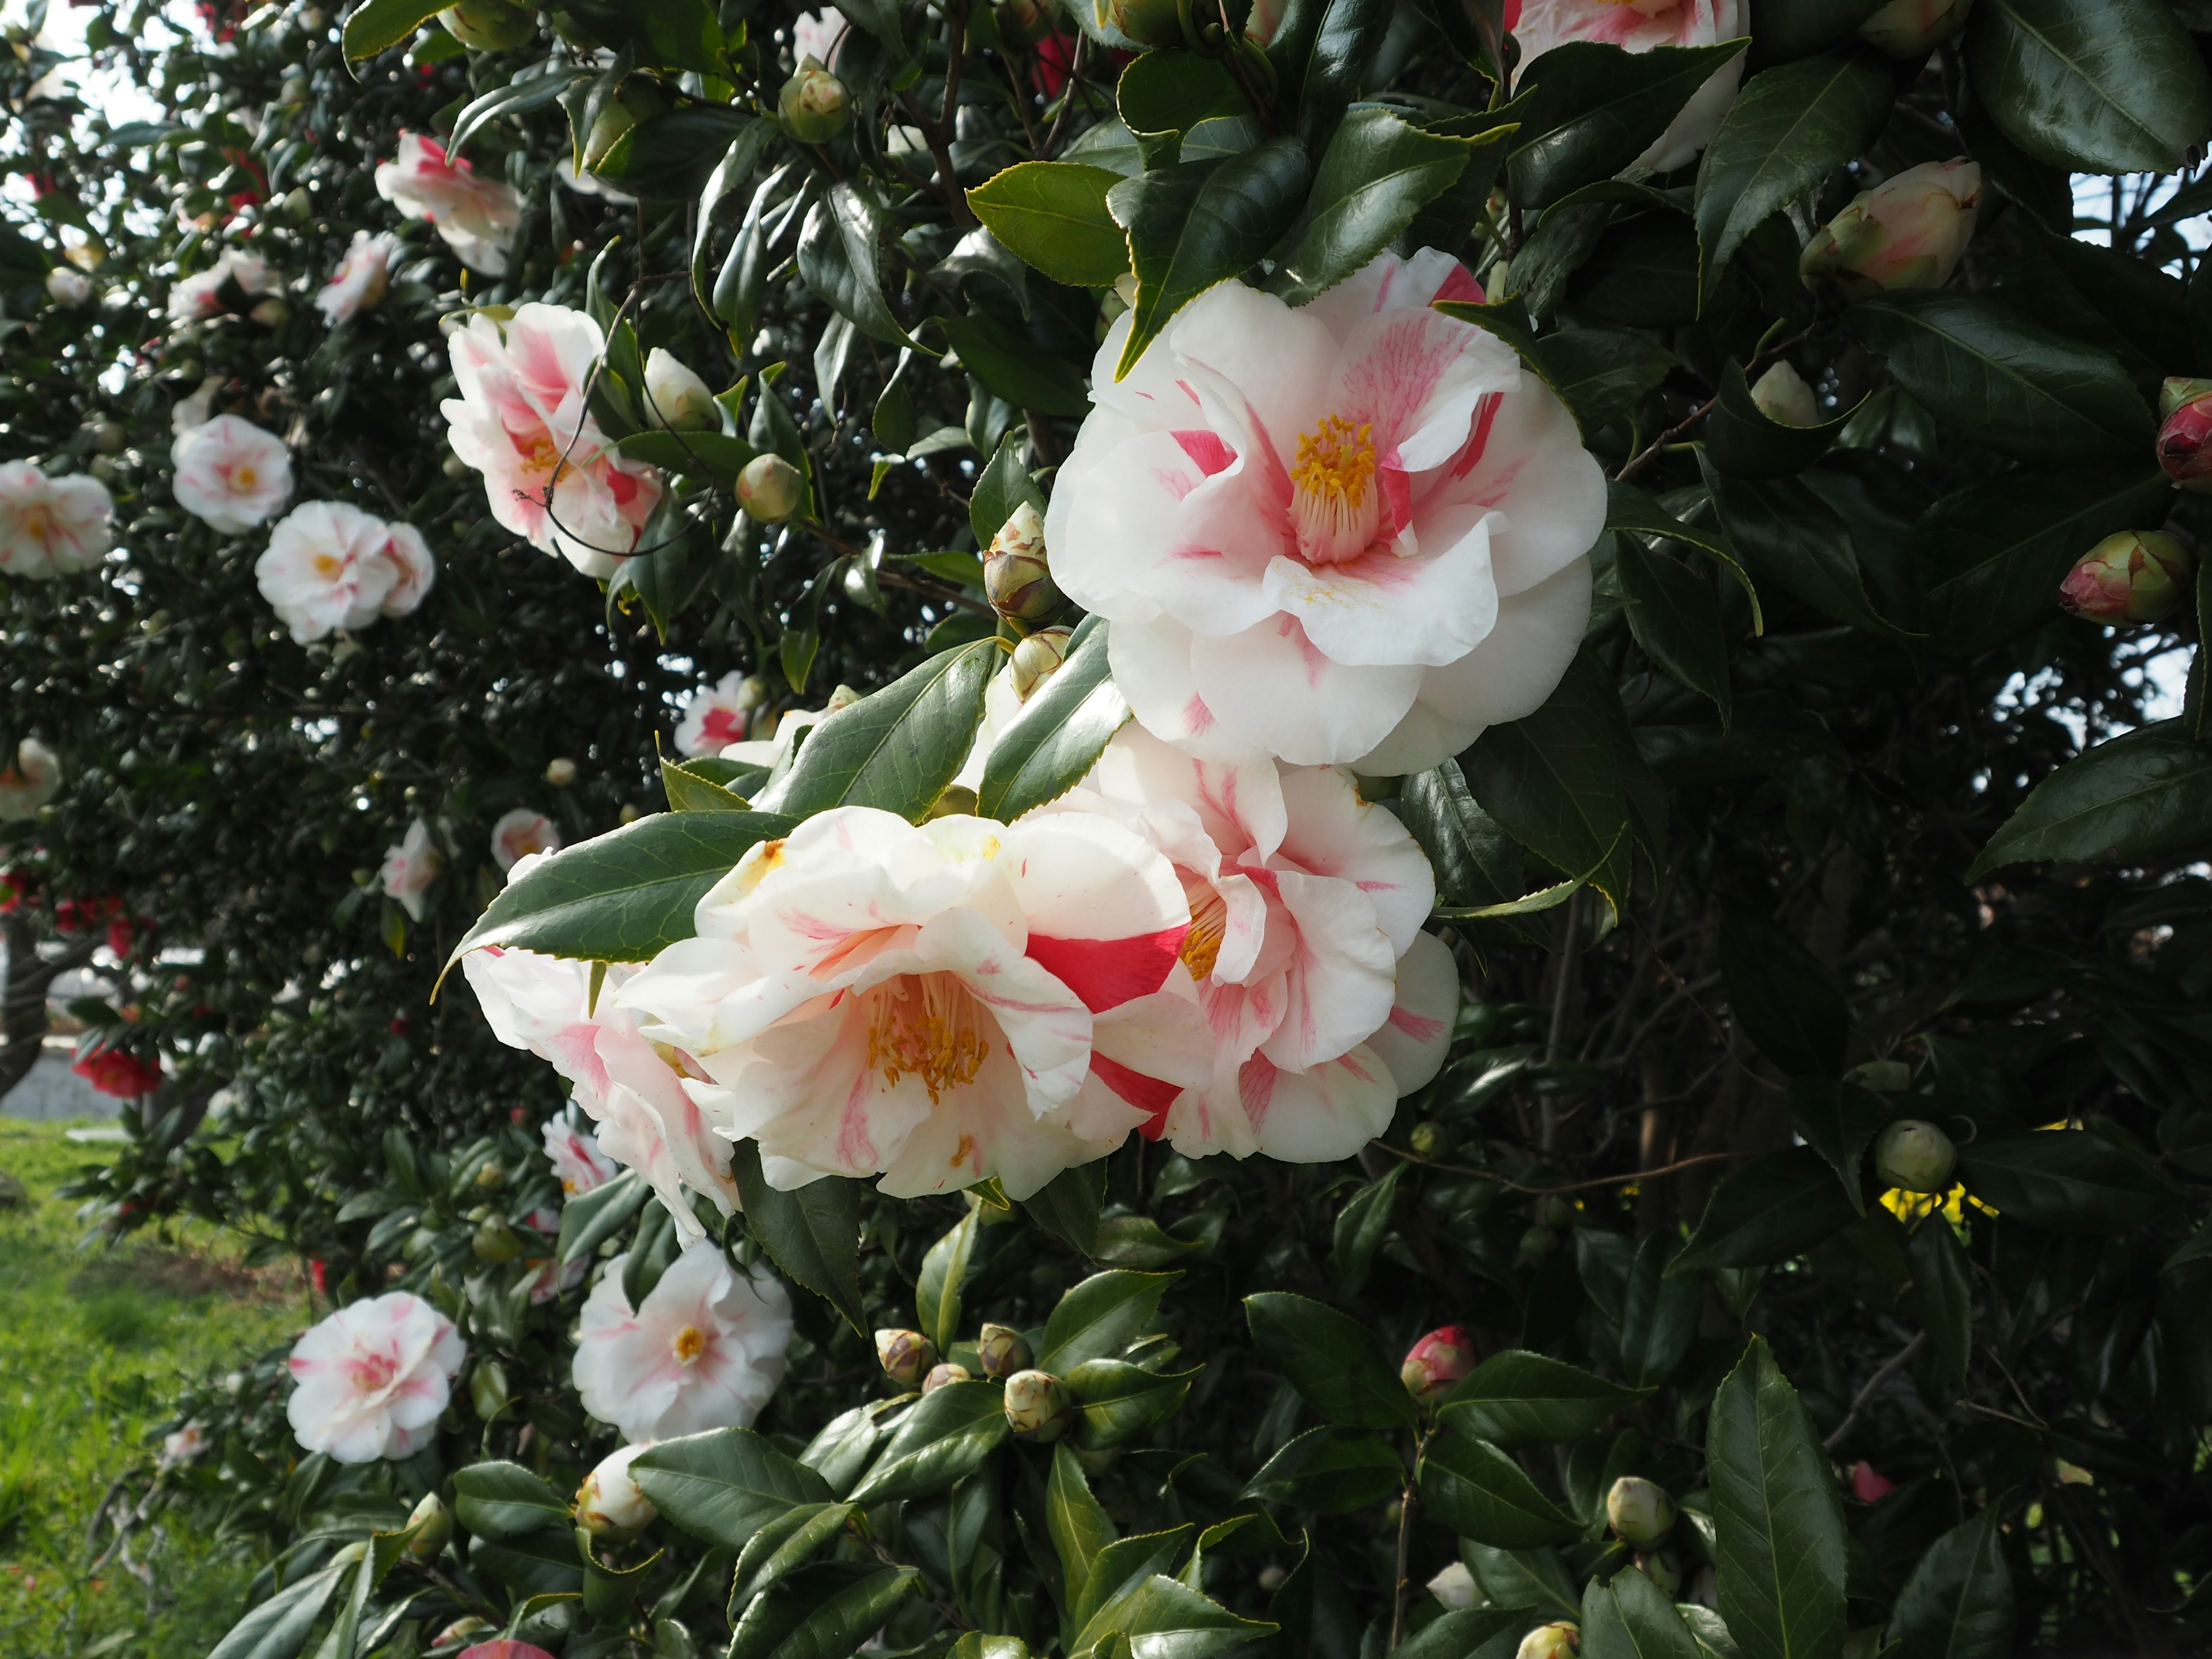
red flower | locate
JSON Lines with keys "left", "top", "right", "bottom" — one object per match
{"left": 107, "top": 916, "right": 141, "bottom": 959}
{"left": 1850, "top": 1461, "right": 1895, "bottom": 1502}
{"left": 1035, "top": 29, "right": 1076, "bottom": 98}
{"left": 56, "top": 893, "right": 123, "bottom": 935}
{"left": 73, "top": 1046, "right": 162, "bottom": 1098}
{"left": 309, "top": 1259, "right": 329, "bottom": 1296}
{"left": 0, "top": 870, "right": 25, "bottom": 914}
{"left": 390, "top": 1017, "right": 411, "bottom": 1037}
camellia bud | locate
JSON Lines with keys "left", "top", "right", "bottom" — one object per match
{"left": 1009, "top": 626, "right": 1073, "bottom": 700}
{"left": 1002, "top": 1369, "right": 1075, "bottom": 1442}
{"left": 46, "top": 267, "right": 92, "bottom": 308}
{"left": 1426, "top": 1560, "right": 1478, "bottom": 1611}
{"left": 1858, "top": 0, "right": 1972, "bottom": 56}
{"left": 1400, "top": 1325, "right": 1476, "bottom": 1402}
{"left": 249, "top": 297, "right": 291, "bottom": 328}
{"left": 2156, "top": 377, "right": 2212, "bottom": 494}
{"left": 2057, "top": 530, "right": 2193, "bottom": 626}
{"left": 85, "top": 421, "right": 127, "bottom": 453}
{"left": 643, "top": 347, "right": 717, "bottom": 431}
{"left": 576, "top": 1442, "right": 658, "bottom": 1535}
{"left": 876, "top": 1327, "right": 939, "bottom": 1387}
{"left": 406, "top": 1490, "right": 454, "bottom": 1558}
{"left": 1516, "top": 1622, "right": 1580, "bottom": 1659}
{"left": 779, "top": 61, "right": 851, "bottom": 144}
{"left": 433, "top": 1619, "right": 493, "bottom": 1650}
{"left": 1749, "top": 361, "right": 1819, "bottom": 428}
{"left": 1800, "top": 158, "right": 1982, "bottom": 302}
{"left": 923, "top": 1361, "right": 972, "bottom": 1392}
{"left": 469, "top": 1358, "right": 510, "bottom": 1421}
{"left": 1872, "top": 1119, "right": 1957, "bottom": 1195}
{"left": 978, "top": 1323, "right": 1033, "bottom": 1380}
{"left": 439, "top": 0, "right": 535, "bottom": 49}
{"left": 1107, "top": 0, "right": 1184, "bottom": 46}
{"left": 1517, "top": 1225, "right": 1556, "bottom": 1259}
{"left": 472, "top": 1215, "right": 523, "bottom": 1263}
{"left": 1607, "top": 1476, "right": 1677, "bottom": 1547}
{"left": 1849, "top": 1058, "right": 1911, "bottom": 1093}
{"left": 1408, "top": 1122, "right": 1448, "bottom": 1158}
{"left": 984, "top": 502, "right": 1059, "bottom": 623}
{"left": 545, "top": 757, "right": 577, "bottom": 786}
{"left": 1634, "top": 1549, "right": 1683, "bottom": 1598}
{"left": 737, "top": 453, "right": 804, "bottom": 523}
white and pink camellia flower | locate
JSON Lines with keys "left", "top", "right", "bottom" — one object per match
{"left": 172, "top": 414, "right": 293, "bottom": 535}
{"left": 615, "top": 806, "right": 1215, "bottom": 1200}
{"left": 543, "top": 1109, "right": 619, "bottom": 1196}
{"left": 1509, "top": 0, "right": 1745, "bottom": 173}
{"left": 1046, "top": 722, "right": 1456, "bottom": 1161}
{"left": 375, "top": 132, "right": 522, "bottom": 275}
{"left": 381, "top": 819, "right": 442, "bottom": 921}
{"left": 0, "top": 738, "right": 62, "bottom": 821}
{"left": 255, "top": 501, "right": 400, "bottom": 643}
{"left": 442, "top": 304, "right": 664, "bottom": 577}
{"left": 674, "top": 671, "right": 768, "bottom": 758}
{"left": 573, "top": 1241, "right": 793, "bottom": 1443}
{"left": 0, "top": 460, "right": 113, "bottom": 579}
{"left": 490, "top": 808, "right": 562, "bottom": 871}
{"left": 158, "top": 1422, "right": 211, "bottom": 1471}
{"left": 1048, "top": 249, "right": 1605, "bottom": 776}
{"left": 790, "top": 6, "right": 846, "bottom": 65}
{"left": 316, "top": 229, "right": 398, "bottom": 325}
{"left": 381, "top": 521, "right": 437, "bottom": 614}
{"left": 464, "top": 944, "right": 743, "bottom": 1237}
{"left": 285, "top": 1291, "right": 465, "bottom": 1464}
{"left": 167, "top": 248, "right": 274, "bottom": 325}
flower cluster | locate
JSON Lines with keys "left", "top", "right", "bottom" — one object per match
{"left": 255, "top": 501, "right": 434, "bottom": 643}
{"left": 0, "top": 462, "right": 113, "bottom": 579}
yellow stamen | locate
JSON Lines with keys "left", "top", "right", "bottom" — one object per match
{"left": 1288, "top": 414, "right": 1380, "bottom": 562}
{"left": 1180, "top": 880, "right": 1229, "bottom": 982}
{"left": 235, "top": 465, "right": 257, "bottom": 490}
{"left": 866, "top": 974, "right": 990, "bottom": 1104}
{"left": 672, "top": 1325, "right": 707, "bottom": 1364}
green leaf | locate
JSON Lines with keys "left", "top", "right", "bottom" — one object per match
{"left": 557, "top": 1165, "right": 648, "bottom": 1264}
{"left": 1241, "top": 1425, "right": 1405, "bottom": 1514}
{"left": 1704, "top": 360, "right": 1854, "bottom": 480}
{"left": 916, "top": 1207, "right": 979, "bottom": 1354}
{"left": 1066, "top": 1358, "right": 1197, "bottom": 1450}
{"left": 1266, "top": 0, "right": 1395, "bottom": 149}
{"left": 661, "top": 756, "right": 752, "bottom": 812}
{"left": 1750, "top": 0, "right": 1884, "bottom": 60}
{"left": 1049, "top": 1441, "right": 1119, "bottom": 1612}
{"left": 1701, "top": 459, "right": 1899, "bottom": 638}
{"left": 730, "top": 1141, "right": 868, "bottom": 1334}
{"left": 798, "top": 181, "right": 919, "bottom": 349}
{"left": 618, "top": 429, "right": 759, "bottom": 484}
{"left": 1439, "top": 1351, "right": 1652, "bottom": 1449}
{"left": 1039, "top": 1270, "right": 1178, "bottom": 1374}
{"left": 1906, "top": 1218, "right": 1973, "bottom": 1394}
{"left": 469, "top": 1527, "right": 585, "bottom": 1596}
{"left": 1692, "top": 51, "right": 1892, "bottom": 302}
{"left": 1397, "top": 1609, "right": 1533, "bottom": 1659}
{"left": 1967, "top": 0, "right": 2212, "bottom": 173}
{"left": 1846, "top": 291, "right": 2153, "bottom": 463}
{"left": 1785, "top": 1079, "right": 1887, "bottom": 1211}
{"left": 1074, "top": 1528, "right": 1197, "bottom": 1635}
{"left": 1464, "top": 1544, "right": 1582, "bottom": 1622}
{"left": 630, "top": 1428, "right": 835, "bottom": 1551}
{"left": 205, "top": 1563, "right": 349, "bottom": 1659}
{"left": 1615, "top": 533, "right": 1730, "bottom": 720}
{"left": 340, "top": 0, "right": 443, "bottom": 57}
{"left": 1582, "top": 1561, "right": 1703, "bottom": 1659}
{"left": 1073, "top": 1573, "right": 1274, "bottom": 1659}
{"left": 1024, "top": 1160, "right": 1108, "bottom": 1255}
{"left": 596, "top": 105, "right": 755, "bottom": 200}
{"left": 1956, "top": 1130, "right": 2179, "bottom": 1232}
{"left": 756, "top": 640, "right": 997, "bottom": 822}
{"left": 1276, "top": 108, "right": 1474, "bottom": 304}
{"left": 967, "top": 162, "right": 1132, "bottom": 287}
{"left": 1607, "top": 479, "right": 1763, "bottom": 632}
{"left": 1967, "top": 721, "right": 2212, "bottom": 878}
{"left": 977, "top": 616, "right": 1130, "bottom": 821}
{"left": 453, "top": 1460, "right": 569, "bottom": 1541}
{"left": 1244, "top": 1291, "right": 1416, "bottom": 1430}
{"left": 1510, "top": 40, "right": 1751, "bottom": 209}
{"left": 445, "top": 809, "right": 794, "bottom": 970}
{"left": 1719, "top": 912, "right": 1847, "bottom": 1079}
{"left": 1889, "top": 1512, "right": 2014, "bottom": 1659}
{"left": 1328, "top": 1164, "right": 1402, "bottom": 1298}
{"left": 1673, "top": 1147, "right": 1859, "bottom": 1272}
{"left": 1107, "top": 139, "right": 1310, "bottom": 380}
{"left": 938, "top": 312, "right": 1093, "bottom": 418}
{"left": 847, "top": 1379, "right": 1011, "bottom": 1505}
{"left": 971, "top": 427, "right": 1047, "bottom": 547}
{"left": 1118, "top": 51, "right": 1248, "bottom": 155}
{"left": 730, "top": 1502, "right": 856, "bottom": 1608}
{"left": 729, "top": 1565, "right": 919, "bottom": 1659}
{"left": 1706, "top": 1336, "right": 1848, "bottom": 1659}
{"left": 1527, "top": 324, "right": 1675, "bottom": 436}
{"left": 1416, "top": 1428, "right": 1581, "bottom": 1548}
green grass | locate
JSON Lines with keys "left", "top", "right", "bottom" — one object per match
{"left": 0, "top": 1119, "right": 305, "bottom": 1659}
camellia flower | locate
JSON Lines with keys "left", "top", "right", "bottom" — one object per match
{"left": 379, "top": 521, "right": 436, "bottom": 615}
{"left": 285, "top": 1291, "right": 465, "bottom": 1463}
{"left": 46, "top": 266, "right": 92, "bottom": 307}
{"left": 617, "top": 806, "right": 1217, "bottom": 1199}
{"left": 166, "top": 248, "right": 274, "bottom": 324}
{"left": 464, "top": 944, "right": 743, "bottom": 1234}
{"left": 374, "top": 132, "right": 522, "bottom": 275}
{"left": 1749, "top": 362, "right": 1819, "bottom": 428}
{"left": 172, "top": 414, "right": 293, "bottom": 535}
{"left": 490, "top": 808, "right": 561, "bottom": 871}
{"left": 2059, "top": 531, "right": 2193, "bottom": 626}
{"left": 1048, "top": 248, "right": 1604, "bottom": 775}
{"left": 1800, "top": 158, "right": 1982, "bottom": 301}
{"left": 74, "top": 1043, "right": 163, "bottom": 1098}
{"left": 158, "top": 1422, "right": 211, "bottom": 1470}
{"left": 255, "top": 501, "right": 399, "bottom": 643}
{"left": 441, "top": 304, "right": 664, "bottom": 577}
{"left": 1509, "top": 0, "right": 1744, "bottom": 173}
{"left": 643, "top": 348, "right": 717, "bottom": 431}
{"left": 543, "top": 1110, "right": 618, "bottom": 1196}
{"left": 316, "top": 229, "right": 398, "bottom": 325}
{"left": 0, "top": 738, "right": 62, "bottom": 820}
{"left": 0, "top": 461, "right": 113, "bottom": 579}
{"left": 381, "top": 819, "right": 442, "bottom": 921}
{"left": 674, "top": 671, "right": 768, "bottom": 757}
{"left": 790, "top": 6, "right": 846, "bottom": 66}
{"left": 573, "top": 1242, "right": 793, "bottom": 1442}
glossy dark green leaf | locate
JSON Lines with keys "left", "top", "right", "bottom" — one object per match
{"left": 1440, "top": 1350, "right": 1652, "bottom": 1448}
{"left": 1967, "top": 721, "right": 2212, "bottom": 877}
{"left": 621, "top": 1198, "right": 680, "bottom": 1311}
{"left": 1702, "top": 459, "right": 1897, "bottom": 638}
{"left": 1397, "top": 1610, "right": 1532, "bottom": 1659}
{"left": 1616, "top": 1232, "right": 1702, "bottom": 1388}
{"left": 661, "top": 756, "right": 751, "bottom": 812}
{"left": 1241, "top": 1425, "right": 1404, "bottom": 1514}
{"left": 1267, "top": 0, "right": 1395, "bottom": 149}
{"left": 1118, "top": 51, "right": 1248, "bottom": 153}
{"left": 798, "top": 181, "right": 919, "bottom": 349}
{"left": 1464, "top": 1544, "right": 1582, "bottom": 1622}
{"left": 1582, "top": 1559, "right": 1702, "bottom": 1659}
{"left": 557, "top": 1165, "right": 647, "bottom": 1264}
{"left": 1073, "top": 1527, "right": 1197, "bottom": 1634}
{"left": 469, "top": 1527, "right": 586, "bottom": 1596}
{"left": 1616, "top": 534, "right": 1730, "bottom": 719}
{"left": 756, "top": 639, "right": 997, "bottom": 822}
{"left": 937, "top": 313, "right": 1092, "bottom": 418}
{"left": 1328, "top": 1163, "right": 1402, "bottom": 1298}
{"left": 915, "top": 1207, "right": 978, "bottom": 1354}
{"left": 1024, "top": 1160, "right": 1107, "bottom": 1255}
{"left": 1967, "top": 0, "right": 2212, "bottom": 173}
{"left": 1107, "top": 139, "right": 1309, "bottom": 379}
{"left": 1705, "top": 361, "right": 1854, "bottom": 479}
{"left": 730, "top": 1502, "right": 855, "bottom": 1609}
{"left": 1039, "top": 1270, "right": 1178, "bottom": 1374}
{"left": 1527, "top": 324, "right": 1675, "bottom": 435}
{"left": 1066, "top": 1358, "right": 1196, "bottom": 1450}
{"left": 1693, "top": 51, "right": 1892, "bottom": 301}
{"left": 1719, "top": 911, "right": 1847, "bottom": 1078}
{"left": 1706, "top": 1336, "right": 1848, "bottom": 1659}
{"left": 595, "top": 106, "right": 755, "bottom": 199}
{"left": 1509, "top": 40, "right": 1751, "bottom": 209}
{"left": 1906, "top": 1217, "right": 1972, "bottom": 1393}
{"left": 978, "top": 616, "right": 1130, "bottom": 821}
{"left": 1244, "top": 1291, "right": 1416, "bottom": 1429}
{"left": 1847, "top": 291, "right": 2153, "bottom": 463}
{"left": 205, "top": 1563, "right": 350, "bottom": 1659}
{"left": 1416, "top": 1427, "right": 1581, "bottom": 1548}
{"left": 1786, "top": 1079, "right": 1885, "bottom": 1211}
{"left": 1572, "top": 210, "right": 1702, "bottom": 328}
{"left": 1607, "top": 479, "right": 1762, "bottom": 628}
{"left": 1276, "top": 108, "right": 1474, "bottom": 304}
{"left": 1956, "top": 1129, "right": 2179, "bottom": 1232}
{"left": 1073, "top": 1572, "right": 1275, "bottom": 1659}
{"left": 631, "top": 1428, "right": 835, "bottom": 1551}
{"left": 848, "top": 1380, "right": 1010, "bottom": 1505}
{"left": 971, "top": 427, "right": 1048, "bottom": 547}
{"left": 1751, "top": 0, "right": 1884, "bottom": 61}
{"left": 728, "top": 1565, "right": 919, "bottom": 1659}
{"left": 1673, "top": 1146, "right": 1859, "bottom": 1272}
{"left": 1889, "top": 1512, "right": 2014, "bottom": 1659}
{"left": 729, "top": 1140, "right": 867, "bottom": 1334}
{"left": 341, "top": 0, "right": 443, "bottom": 56}
{"left": 1050, "top": 1441, "right": 1119, "bottom": 1611}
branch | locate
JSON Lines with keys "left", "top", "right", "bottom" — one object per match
{"left": 1370, "top": 1142, "right": 1755, "bottom": 1195}
{"left": 1822, "top": 1331, "right": 1927, "bottom": 1453}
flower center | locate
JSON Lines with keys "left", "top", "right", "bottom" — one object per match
{"left": 20, "top": 505, "right": 51, "bottom": 540}
{"left": 1179, "top": 876, "right": 1228, "bottom": 982}
{"left": 352, "top": 1351, "right": 399, "bottom": 1395}
{"left": 314, "top": 552, "right": 343, "bottom": 579}
{"left": 516, "top": 430, "right": 571, "bottom": 485}
{"left": 1288, "top": 414, "right": 1380, "bottom": 566}
{"left": 866, "top": 973, "right": 991, "bottom": 1104}
{"left": 672, "top": 1324, "right": 707, "bottom": 1364}
{"left": 234, "top": 465, "right": 257, "bottom": 490}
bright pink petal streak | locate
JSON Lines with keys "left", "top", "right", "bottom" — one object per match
{"left": 1026, "top": 927, "right": 1188, "bottom": 1013}
{"left": 1173, "top": 430, "right": 1237, "bottom": 476}
{"left": 1090, "top": 1053, "right": 1181, "bottom": 1139}
{"left": 1433, "top": 263, "right": 1485, "bottom": 306}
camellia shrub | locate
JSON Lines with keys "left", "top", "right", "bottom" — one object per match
{"left": 4, "top": 0, "right": 2212, "bottom": 1655}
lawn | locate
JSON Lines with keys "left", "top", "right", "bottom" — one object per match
{"left": 0, "top": 1118, "right": 305, "bottom": 1659}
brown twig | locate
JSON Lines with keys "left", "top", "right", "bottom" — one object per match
{"left": 1370, "top": 1142, "right": 1755, "bottom": 1195}
{"left": 1612, "top": 328, "right": 1814, "bottom": 484}
{"left": 1823, "top": 1331, "right": 1927, "bottom": 1453}
{"left": 1389, "top": 1429, "right": 1436, "bottom": 1650}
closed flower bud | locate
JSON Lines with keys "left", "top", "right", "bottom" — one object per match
{"left": 1849, "top": 1058, "right": 1911, "bottom": 1092}
{"left": 985, "top": 503, "right": 1059, "bottom": 622}
{"left": 1408, "top": 1122, "right": 1448, "bottom": 1158}
{"left": 469, "top": 1358, "right": 510, "bottom": 1421}
{"left": 1858, "top": 0, "right": 1972, "bottom": 56}
{"left": 1749, "top": 361, "right": 1819, "bottom": 428}
{"left": 472, "top": 1215, "right": 524, "bottom": 1262}
{"left": 1634, "top": 1549, "right": 1683, "bottom": 1598}
{"left": 249, "top": 297, "right": 291, "bottom": 328}
{"left": 1607, "top": 1476, "right": 1676, "bottom": 1546}
{"left": 1258, "top": 1564, "right": 1288, "bottom": 1593}
{"left": 1400, "top": 1325, "right": 1476, "bottom": 1402}
{"left": 978, "top": 1322, "right": 1033, "bottom": 1379}
{"left": 1801, "top": 159, "right": 1982, "bottom": 302}
{"left": 779, "top": 62, "right": 851, "bottom": 144}
{"left": 279, "top": 74, "right": 309, "bottom": 105}
{"left": 438, "top": 0, "right": 536, "bottom": 49}
{"left": 405, "top": 1491, "right": 454, "bottom": 1557}
{"left": 85, "top": 421, "right": 126, "bottom": 453}
{"left": 1426, "top": 1560, "right": 1478, "bottom": 1611}
{"left": 1002, "top": 1369, "right": 1075, "bottom": 1442}
{"left": 1872, "top": 1119, "right": 1956, "bottom": 1194}
{"left": 1517, "top": 1622, "right": 1580, "bottom": 1659}
{"left": 46, "top": 267, "right": 91, "bottom": 308}
{"left": 433, "top": 1619, "right": 494, "bottom": 1649}
{"left": 1517, "top": 1225, "right": 1556, "bottom": 1259}
{"left": 545, "top": 757, "right": 577, "bottom": 786}
{"left": 1009, "top": 626, "right": 1073, "bottom": 700}
{"left": 737, "top": 453, "right": 804, "bottom": 523}
{"left": 2058, "top": 531, "right": 2192, "bottom": 625}
{"left": 876, "top": 1327, "right": 938, "bottom": 1386}
{"left": 923, "top": 1361, "right": 972, "bottom": 1392}
{"left": 576, "top": 1442, "right": 658, "bottom": 1534}
{"left": 644, "top": 348, "right": 717, "bottom": 432}
{"left": 1107, "top": 0, "right": 1184, "bottom": 46}
{"left": 2157, "top": 377, "right": 2212, "bottom": 493}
